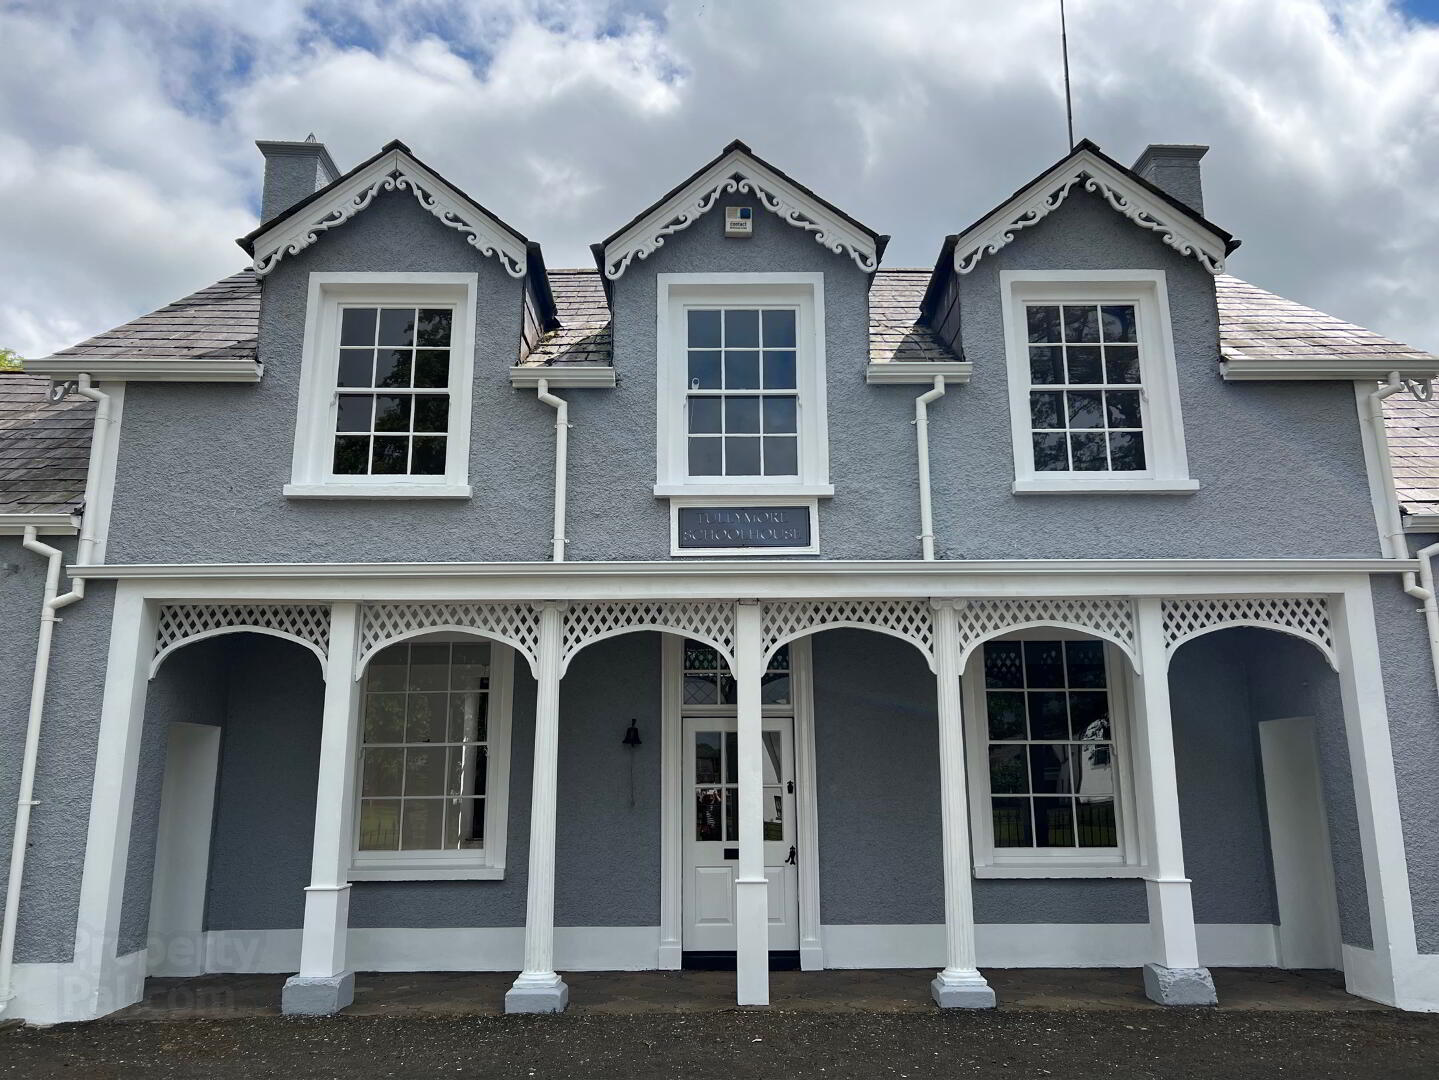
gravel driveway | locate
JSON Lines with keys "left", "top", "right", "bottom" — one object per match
{"left": 4, "top": 1007, "right": 1438, "bottom": 1080}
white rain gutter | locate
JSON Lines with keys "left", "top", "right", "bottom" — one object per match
{"left": 1, "top": 374, "right": 112, "bottom": 1015}
{"left": 914, "top": 375, "right": 946, "bottom": 561}
{"left": 0, "top": 529, "right": 64, "bottom": 1013}
{"left": 537, "top": 378, "right": 568, "bottom": 562}
{"left": 1365, "top": 373, "right": 1439, "bottom": 693}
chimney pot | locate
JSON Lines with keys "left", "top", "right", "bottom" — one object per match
{"left": 1132, "top": 144, "right": 1208, "bottom": 216}
{"left": 256, "top": 138, "right": 341, "bottom": 223}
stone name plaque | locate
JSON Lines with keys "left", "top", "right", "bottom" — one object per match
{"left": 676, "top": 505, "right": 812, "bottom": 550}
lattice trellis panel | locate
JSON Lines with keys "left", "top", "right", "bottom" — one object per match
{"left": 1163, "top": 596, "right": 1336, "bottom": 669}
{"left": 563, "top": 601, "right": 736, "bottom": 675}
{"left": 953, "top": 597, "right": 1138, "bottom": 665}
{"left": 762, "top": 599, "right": 936, "bottom": 670}
{"left": 151, "top": 603, "right": 331, "bottom": 676}
{"left": 359, "top": 602, "right": 544, "bottom": 677}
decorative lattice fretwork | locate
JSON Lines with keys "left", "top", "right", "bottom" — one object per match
{"left": 151, "top": 603, "right": 332, "bottom": 676}
{"left": 563, "top": 601, "right": 736, "bottom": 675}
{"left": 761, "top": 599, "right": 935, "bottom": 670}
{"left": 1162, "top": 596, "right": 1336, "bottom": 669}
{"left": 359, "top": 602, "right": 544, "bottom": 677}
{"left": 953, "top": 597, "right": 1138, "bottom": 666}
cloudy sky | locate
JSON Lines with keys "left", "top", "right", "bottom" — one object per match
{"left": 2, "top": 0, "right": 1438, "bottom": 359}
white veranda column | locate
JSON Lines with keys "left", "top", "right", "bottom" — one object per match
{"left": 929, "top": 601, "right": 995, "bottom": 1008}
{"left": 1330, "top": 584, "right": 1424, "bottom": 1009}
{"left": 282, "top": 602, "right": 362, "bottom": 1016}
{"left": 733, "top": 600, "right": 769, "bottom": 1006}
{"left": 1132, "top": 597, "right": 1215, "bottom": 1005}
{"left": 506, "top": 601, "right": 569, "bottom": 1013}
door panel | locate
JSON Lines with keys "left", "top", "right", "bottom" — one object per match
{"left": 683, "top": 714, "right": 799, "bottom": 952}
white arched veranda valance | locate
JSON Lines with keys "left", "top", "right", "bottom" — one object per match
{"left": 1162, "top": 596, "right": 1337, "bottom": 670}
{"left": 149, "top": 603, "right": 331, "bottom": 677}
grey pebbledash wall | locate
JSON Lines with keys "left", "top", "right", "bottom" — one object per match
{"left": 101, "top": 181, "right": 1379, "bottom": 566}
{"left": 0, "top": 535, "right": 117, "bottom": 966}
{"left": 199, "top": 631, "right": 662, "bottom": 933}
{"left": 1372, "top": 569, "right": 1439, "bottom": 953}
{"left": 103, "top": 188, "right": 556, "bottom": 566}
{"left": 930, "top": 186, "right": 1380, "bottom": 560}
{"left": 810, "top": 628, "right": 1278, "bottom": 928}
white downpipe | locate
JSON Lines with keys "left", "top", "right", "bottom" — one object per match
{"left": 0, "top": 529, "right": 64, "bottom": 1013}
{"left": 914, "top": 376, "right": 946, "bottom": 561}
{"left": 1416, "top": 542, "right": 1439, "bottom": 697}
{"left": 537, "top": 379, "right": 568, "bottom": 563}
{"left": 51, "top": 375, "right": 112, "bottom": 609}
{"left": 1365, "top": 373, "right": 1439, "bottom": 696}
{"left": 1, "top": 374, "right": 112, "bottom": 1014}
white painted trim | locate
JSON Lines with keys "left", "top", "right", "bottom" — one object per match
{"left": 23, "top": 358, "right": 262, "bottom": 382}
{"left": 1258, "top": 717, "right": 1342, "bottom": 970}
{"left": 1356, "top": 381, "right": 1400, "bottom": 557}
{"left": 289, "top": 272, "right": 478, "bottom": 497}
{"left": 283, "top": 483, "right": 472, "bottom": 499}
{"left": 602, "top": 146, "right": 878, "bottom": 279}
{"left": 146, "top": 723, "right": 221, "bottom": 978}
{"left": 653, "top": 483, "right": 835, "bottom": 498}
{"left": 0, "top": 513, "right": 78, "bottom": 535}
{"left": 820, "top": 923, "right": 1279, "bottom": 970}
{"left": 789, "top": 637, "right": 824, "bottom": 971}
{"left": 656, "top": 273, "right": 829, "bottom": 496}
{"left": 668, "top": 495, "right": 820, "bottom": 557}
{"left": 865, "top": 362, "right": 973, "bottom": 386}
{"left": 87, "top": 381, "right": 124, "bottom": 564}
{"left": 1013, "top": 478, "right": 1200, "bottom": 495}
{"left": 953, "top": 147, "right": 1229, "bottom": 275}
{"left": 250, "top": 147, "right": 528, "bottom": 278}
{"left": 69, "top": 584, "right": 156, "bottom": 1018}
{"left": 70, "top": 560, "right": 1410, "bottom": 587}
{"left": 202, "top": 927, "right": 664, "bottom": 974}
{"left": 1403, "top": 512, "right": 1439, "bottom": 532}
{"left": 1225, "top": 358, "right": 1439, "bottom": 381}
{"left": 349, "top": 641, "right": 514, "bottom": 879}
{"left": 1000, "top": 271, "right": 1193, "bottom": 492}
{"left": 963, "top": 632, "right": 1144, "bottom": 876}
{"left": 658, "top": 634, "right": 684, "bottom": 969}
{"left": 509, "top": 366, "right": 616, "bottom": 389}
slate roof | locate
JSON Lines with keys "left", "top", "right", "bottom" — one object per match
{"left": 521, "top": 269, "right": 612, "bottom": 367}
{"left": 867, "top": 270, "right": 962, "bottom": 365}
{"left": 1385, "top": 390, "right": 1439, "bottom": 518}
{"left": 1216, "top": 275, "right": 1435, "bottom": 367}
{"left": 0, "top": 372, "right": 94, "bottom": 514}
{"left": 48, "top": 271, "right": 260, "bottom": 364}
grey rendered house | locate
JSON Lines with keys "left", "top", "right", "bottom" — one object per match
{"left": 2, "top": 133, "right": 1439, "bottom": 1022}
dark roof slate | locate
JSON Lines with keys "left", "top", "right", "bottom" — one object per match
{"left": 520, "top": 269, "right": 613, "bottom": 367}
{"left": 0, "top": 373, "right": 94, "bottom": 514}
{"left": 48, "top": 271, "right": 260, "bottom": 363}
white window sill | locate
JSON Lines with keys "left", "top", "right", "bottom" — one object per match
{"left": 654, "top": 482, "right": 834, "bottom": 498}
{"left": 349, "top": 864, "right": 504, "bottom": 881}
{"left": 1011, "top": 478, "right": 1200, "bottom": 496}
{"left": 284, "top": 483, "right": 472, "bottom": 500}
{"left": 975, "top": 863, "right": 1149, "bottom": 880}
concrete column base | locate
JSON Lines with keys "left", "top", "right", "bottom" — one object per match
{"left": 505, "top": 975, "right": 569, "bottom": 1014}
{"left": 930, "top": 970, "right": 998, "bottom": 1009}
{"left": 281, "top": 971, "right": 355, "bottom": 1016}
{"left": 1142, "top": 963, "right": 1217, "bottom": 1006}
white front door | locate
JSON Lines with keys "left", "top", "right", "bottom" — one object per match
{"left": 682, "top": 714, "right": 800, "bottom": 953}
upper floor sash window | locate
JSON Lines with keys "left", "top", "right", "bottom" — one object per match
{"left": 655, "top": 274, "right": 831, "bottom": 499}
{"left": 286, "top": 273, "right": 478, "bottom": 499}
{"left": 1000, "top": 271, "right": 1197, "bottom": 495}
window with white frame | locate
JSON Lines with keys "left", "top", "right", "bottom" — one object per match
{"left": 287, "top": 273, "right": 477, "bottom": 498}
{"left": 1001, "top": 271, "right": 1195, "bottom": 494}
{"left": 351, "top": 636, "right": 512, "bottom": 879}
{"left": 964, "top": 632, "right": 1141, "bottom": 875}
{"left": 656, "top": 275, "right": 830, "bottom": 497}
